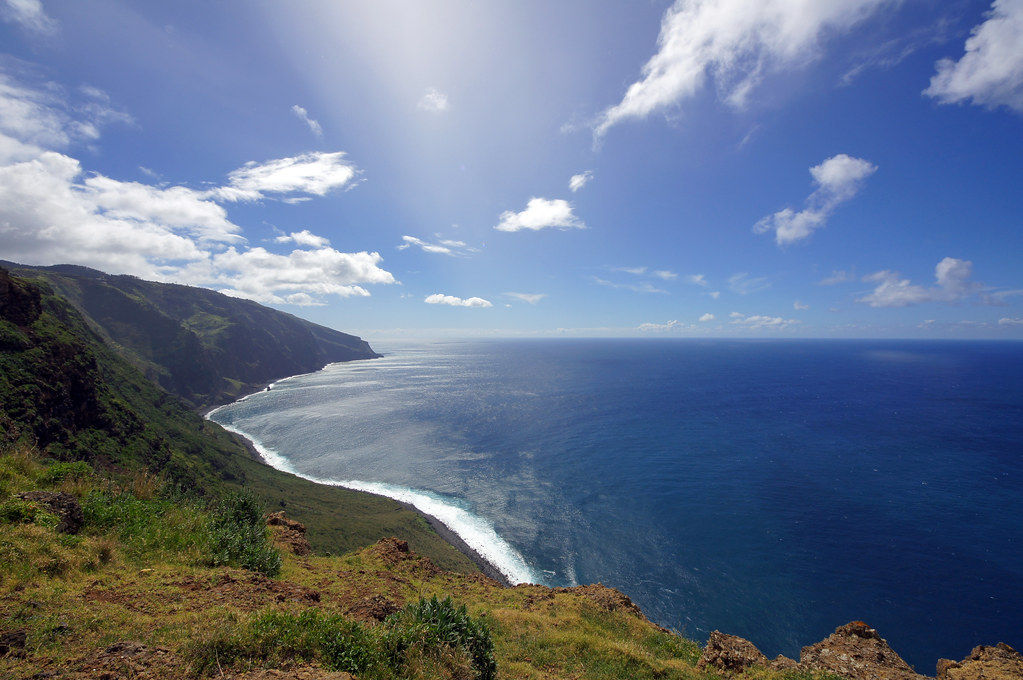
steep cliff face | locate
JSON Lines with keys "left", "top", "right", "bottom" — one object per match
{"left": 0, "top": 262, "right": 380, "bottom": 409}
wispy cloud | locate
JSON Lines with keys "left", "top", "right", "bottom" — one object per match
{"left": 730, "top": 312, "right": 800, "bottom": 330}
{"left": 290, "top": 104, "right": 323, "bottom": 137}
{"left": 858, "top": 257, "right": 984, "bottom": 307}
{"left": 794, "top": 301, "right": 810, "bottom": 310}
{"left": 505, "top": 292, "right": 547, "bottom": 304}
{"left": 592, "top": 276, "right": 667, "bottom": 294}
{"left": 1, "top": 0, "right": 56, "bottom": 35}
{"left": 819, "top": 269, "right": 855, "bottom": 285}
{"left": 569, "top": 170, "right": 593, "bottom": 192}
{"left": 211, "top": 152, "right": 361, "bottom": 202}
{"left": 417, "top": 87, "right": 450, "bottom": 113}
{"left": 728, "top": 272, "right": 770, "bottom": 295}
{"left": 397, "top": 234, "right": 476, "bottom": 257}
{"left": 755, "top": 154, "right": 877, "bottom": 245}
{"left": 699, "top": 313, "right": 715, "bottom": 322}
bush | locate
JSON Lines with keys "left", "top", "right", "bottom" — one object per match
{"left": 385, "top": 596, "right": 496, "bottom": 680}
{"left": 204, "top": 492, "right": 281, "bottom": 578}
{"left": 0, "top": 497, "right": 59, "bottom": 528}
{"left": 38, "top": 460, "right": 93, "bottom": 486}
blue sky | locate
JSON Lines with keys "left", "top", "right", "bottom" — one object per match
{"left": 1, "top": 0, "right": 1021, "bottom": 339}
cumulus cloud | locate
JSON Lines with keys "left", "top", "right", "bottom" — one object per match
{"left": 569, "top": 170, "right": 593, "bottom": 192}
{"left": 729, "top": 312, "right": 800, "bottom": 329}
{"left": 0, "top": 69, "right": 394, "bottom": 307}
{"left": 275, "top": 229, "right": 330, "bottom": 248}
{"left": 417, "top": 87, "right": 450, "bottom": 113}
{"left": 999, "top": 317, "right": 1023, "bottom": 326}
{"left": 755, "top": 154, "right": 877, "bottom": 244}
{"left": 1, "top": 0, "right": 56, "bottom": 35}
{"left": 506, "top": 292, "right": 546, "bottom": 304}
{"left": 212, "top": 152, "right": 360, "bottom": 202}
{"left": 924, "top": 0, "right": 1023, "bottom": 113}
{"left": 595, "top": 0, "right": 890, "bottom": 136}
{"left": 794, "top": 301, "right": 810, "bottom": 310}
{"left": 495, "top": 197, "right": 585, "bottom": 232}
{"left": 424, "top": 293, "right": 492, "bottom": 308}
{"left": 699, "top": 313, "right": 715, "bottom": 322}
{"left": 857, "top": 257, "right": 983, "bottom": 307}
{"left": 291, "top": 105, "right": 323, "bottom": 137}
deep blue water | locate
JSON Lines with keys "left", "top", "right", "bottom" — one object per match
{"left": 209, "top": 339, "right": 1023, "bottom": 671}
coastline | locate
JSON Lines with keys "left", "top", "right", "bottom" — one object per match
{"left": 207, "top": 375, "right": 515, "bottom": 588}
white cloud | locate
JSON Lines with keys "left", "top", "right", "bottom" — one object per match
{"left": 794, "top": 300, "right": 810, "bottom": 310}
{"left": 615, "top": 266, "right": 648, "bottom": 275}
{"left": 755, "top": 154, "right": 877, "bottom": 244}
{"left": 275, "top": 229, "right": 330, "bottom": 248}
{"left": 924, "top": 0, "right": 1023, "bottom": 114}
{"left": 1, "top": 0, "right": 56, "bottom": 35}
{"left": 729, "top": 312, "right": 800, "bottom": 329}
{"left": 506, "top": 292, "right": 546, "bottom": 304}
{"left": 592, "top": 276, "right": 667, "bottom": 294}
{"left": 819, "top": 269, "right": 854, "bottom": 285}
{"left": 615, "top": 266, "right": 677, "bottom": 280}
{"left": 0, "top": 69, "right": 393, "bottom": 307}
{"left": 595, "top": 0, "right": 890, "bottom": 136}
{"left": 424, "top": 293, "right": 492, "bottom": 308}
{"left": 686, "top": 273, "right": 709, "bottom": 287}
{"left": 397, "top": 234, "right": 477, "bottom": 257}
{"left": 728, "top": 272, "right": 770, "bottom": 295}
{"left": 638, "top": 320, "right": 684, "bottom": 332}
{"left": 857, "top": 257, "right": 983, "bottom": 307}
{"left": 699, "top": 312, "right": 715, "bottom": 322}
{"left": 569, "top": 170, "right": 593, "bottom": 192}
{"left": 290, "top": 104, "right": 323, "bottom": 137}
{"left": 212, "top": 152, "right": 360, "bottom": 202}
{"left": 495, "top": 197, "right": 585, "bottom": 232}
{"left": 999, "top": 317, "right": 1023, "bottom": 326}
{"left": 652, "top": 269, "right": 678, "bottom": 280}
{"left": 417, "top": 87, "right": 450, "bottom": 113}
{"left": 709, "top": 290, "right": 721, "bottom": 299}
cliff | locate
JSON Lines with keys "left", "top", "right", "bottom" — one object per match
{"left": 0, "top": 261, "right": 380, "bottom": 410}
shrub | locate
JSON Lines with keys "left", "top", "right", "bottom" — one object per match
{"left": 38, "top": 460, "right": 93, "bottom": 486}
{"left": 204, "top": 492, "right": 281, "bottom": 578}
{"left": 0, "top": 497, "right": 59, "bottom": 528}
{"left": 385, "top": 596, "right": 497, "bottom": 680}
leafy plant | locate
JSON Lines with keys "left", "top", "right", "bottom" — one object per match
{"left": 204, "top": 491, "right": 281, "bottom": 577}
{"left": 385, "top": 596, "right": 497, "bottom": 680}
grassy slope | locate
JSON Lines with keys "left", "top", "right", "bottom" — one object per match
{"left": 0, "top": 448, "right": 839, "bottom": 680}
{"left": 0, "top": 268, "right": 474, "bottom": 572}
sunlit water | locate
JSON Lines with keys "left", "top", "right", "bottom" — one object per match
{"left": 208, "top": 339, "right": 1023, "bottom": 670}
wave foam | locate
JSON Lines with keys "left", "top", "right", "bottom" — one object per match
{"left": 209, "top": 417, "right": 539, "bottom": 586}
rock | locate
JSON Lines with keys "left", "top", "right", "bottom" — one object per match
{"left": 367, "top": 537, "right": 441, "bottom": 577}
{"left": 14, "top": 491, "right": 84, "bottom": 534}
{"left": 936, "top": 642, "right": 1023, "bottom": 680}
{"left": 800, "top": 621, "right": 926, "bottom": 680}
{"left": 697, "top": 630, "right": 769, "bottom": 674}
{"left": 0, "top": 628, "right": 27, "bottom": 656}
{"left": 770, "top": 654, "right": 800, "bottom": 671}
{"left": 553, "top": 583, "right": 646, "bottom": 617}
{"left": 265, "top": 511, "right": 312, "bottom": 556}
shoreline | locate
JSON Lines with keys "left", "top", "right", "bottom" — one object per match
{"left": 207, "top": 374, "right": 515, "bottom": 588}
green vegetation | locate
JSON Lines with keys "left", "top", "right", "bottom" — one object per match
{"left": 189, "top": 597, "right": 495, "bottom": 680}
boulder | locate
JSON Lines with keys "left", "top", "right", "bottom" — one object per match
{"left": 800, "top": 621, "right": 926, "bottom": 680}
{"left": 15, "top": 491, "right": 84, "bottom": 534}
{"left": 936, "top": 643, "right": 1023, "bottom": 680}
{"left": 697, "top": 630, "right": 769, "bottom": 674}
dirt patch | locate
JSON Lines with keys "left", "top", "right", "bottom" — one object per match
{"left": 266, "top": 511, "right": 312, "bottom": 556}
{"left": 344, "top": 594, "right": 402, "bottom": 622}
{"left": 229, "top": 667, "right": 353, "bottom": 679}
{"left": 367, "top": 537, "right": 442, "bottom": 579}
{"left": 170, "top": 569, "right": 321, "bottom": 611}
{"left": 64, "top": 641, "right": 178, "bottom": 679}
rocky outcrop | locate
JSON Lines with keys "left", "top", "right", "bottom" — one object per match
{"left": 553, "top": 583, "right": 646, "bottom": 618}
{"left": 799, "top": 621, "right": 926, "bottom": 680}
{"left": 697, "top": 630, "right": 769, "bottom": 673}
{"left": 265, "top": 511, "right": 311, "bottom": 556}
{"left": 15, "top": 491, "right": 84, "bottom": 534}
{"left": 937, "top": 643, "right": 1023, "bottom": 680}
{"left": 0, "top": 268, "right": 42, "bottom": 326}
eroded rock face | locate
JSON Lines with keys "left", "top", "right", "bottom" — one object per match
{"left": 937, "top": 643, "right": 1023, "bottom": 680}
{"left": 265, "top": 511, "right": 312, "bottom": 556}
{"left": 800, "top": 621, "right": 926, "bottom": 680}
{"left": 697, "top": 630, "right": 769, "bottom": 674}
{"left": 552, "top": 583, "right": 645, "bottom": 617}
{"left": 15, "top": 491, "right": 84, "bottom": 534}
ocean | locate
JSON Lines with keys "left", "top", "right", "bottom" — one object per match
{"left": 207, "top": 339, "right": 1023, "bottom": 671}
